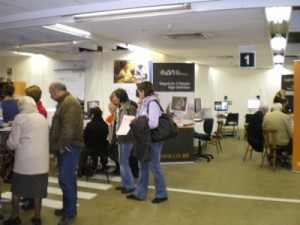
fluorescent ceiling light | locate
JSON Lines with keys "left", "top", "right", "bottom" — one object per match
{"left": 265, "top": 6, "right": 292, "bottom": 24}
{"left": 74, "top": 3, "right": 191, "bottom": 21}
{"left": 43, "top": 24, "right": 91, "bottom": 38}
{"left": 14, "top": 51, "right": 35, "bottom": 56}
{"left": 271, "top": 34, "right": 287, "bottom": 51}
{"left": 18, "top": 41, "right": 74, "bottom": 48}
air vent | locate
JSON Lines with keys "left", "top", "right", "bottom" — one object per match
{"left": 165, "top": 32, "right": 211, "bottom": 40}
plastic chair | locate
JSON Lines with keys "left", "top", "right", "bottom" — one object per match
{"left": 194, "top": 118, "right": 214, "bottom": 162}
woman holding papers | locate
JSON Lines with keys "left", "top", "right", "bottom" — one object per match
{"left": 111, "top": 88, "right": 137, "bottom": 194}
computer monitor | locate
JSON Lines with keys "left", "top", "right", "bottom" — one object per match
{"left": 247, "top": 99, "right": 260, "bottom": 110}
{"left": 171, "top": 96, "right": 187, "bottom": 112}
{"left": 194, "top": 98, "right": 201, "bottom": 113}
{"left": 214, "top": 101, "right": 228, "bottom": 111}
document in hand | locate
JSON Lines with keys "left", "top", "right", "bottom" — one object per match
{"left": 116, "top": 115, "right": 135, "bottom": 135}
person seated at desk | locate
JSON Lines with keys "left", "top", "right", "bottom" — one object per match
{"left": 263, "top": 103, "right": 293, "bottom": 161}
{"left": 247, "top": 104, "right": 269, "bottom": 152}
{"left": 1, "top": 84, "right": 19, "bottom": 124}
{"left": 78, "top": 107, "right": 109, "bottom": 177}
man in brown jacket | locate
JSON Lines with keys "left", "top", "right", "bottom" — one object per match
{"left": 49, "top": 81, "right": 83, "bottom": 225}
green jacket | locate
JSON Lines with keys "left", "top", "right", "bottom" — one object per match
{"left": 50, "top": 92, "right": 84, "bottom": 153}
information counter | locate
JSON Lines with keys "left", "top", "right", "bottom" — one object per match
{"left": 161, "top": 125, "right": 194, "bottom": 163}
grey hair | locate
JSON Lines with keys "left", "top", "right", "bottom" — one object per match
{"left": 258, "top": 103, "right": 269, "bottom": 113}
{"left": 271, "top": 103, "right": 282, "bottom": 112}
{"left": 17, "top": 96, "right": 37, "bottom": 112}
{"left": 49, "top": 82, "right": 67, "bottom": 91}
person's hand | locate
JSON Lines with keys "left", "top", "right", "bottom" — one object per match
{"left": 137, "top": 98, "right": 143, "bottom": 109}
{"left": 59, "top": 146, "right": 71, "bottom": 154}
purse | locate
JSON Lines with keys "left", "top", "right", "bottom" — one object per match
{"left": 148, "top": 100, "right": 179, "bottom": 142}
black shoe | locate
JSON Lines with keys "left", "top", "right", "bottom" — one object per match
{"left": 151, "top": 197, "right": 168, "bottom": 204}
{"left": 3, "top": 217, "right": 21, "bottom": 225}
{"left": 115, "top": 186, "right": 124, "bottom": 191}
{"left": 121, "top": 188, "right": 135, "bottom": 194}
{"left": 57, "top": 216, "right": 74, "bottom": 225}
{"left": 126, "top": 194, "right": 143, "bottom": 201}
{"left": 55, "top": 209, "right": 77, "bottom": 217}
{"left": 31, "top": 217, "right": 41, "bottom": 225}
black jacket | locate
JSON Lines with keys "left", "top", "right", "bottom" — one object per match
{"left": 247, "top": 111, "right": 264, "bottom": 152}
{"left": 130, "top": 115, "right": 151, "bottom": 163}
{"left": 83, "top": 116, "right": 109, "bottom": 151}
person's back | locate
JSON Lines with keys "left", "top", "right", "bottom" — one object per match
{"left": 2, "top": 84, "right": 19, "bottom": 123}
{"left": 247, "top": 111, "right": 264, "bottom": 152}
{"left": 84, "top": 114, "right": 109, "bottom": 150}
{"left": 263, "top": 103, "right": 293, "bottom": 146}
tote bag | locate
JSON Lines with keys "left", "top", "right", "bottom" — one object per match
{"left": 148, "top": 100, "right": 179, "bottom": 142}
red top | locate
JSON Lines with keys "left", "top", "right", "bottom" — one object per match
{"left": 37, "top": 101, "right": 47, "bottom": 118}
{"left": 105, "top": 114, "right": 114, "bottom": 124}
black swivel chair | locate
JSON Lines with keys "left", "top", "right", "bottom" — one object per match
{"left": 223, "top": 113, "right": 240, "bottom": 139}
{"left": 194, "top": 118, "right": 214, "bottom": 162}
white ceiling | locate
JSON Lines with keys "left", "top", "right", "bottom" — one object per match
{"left": 0, "top": 0, "right": 299, "bottom": 68}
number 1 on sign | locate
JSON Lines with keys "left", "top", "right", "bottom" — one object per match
{"left": 244, "top": 54, "right": 250, "bottom": 65}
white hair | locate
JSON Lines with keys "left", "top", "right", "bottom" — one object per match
{"left": 17, "top": 96, "right": 37, "bottom": 112}
{"left": 271, "top": 103, "right": 282, "bottom": 112}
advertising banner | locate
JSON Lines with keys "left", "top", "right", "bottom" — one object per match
{"left": 153, "top": 63, "right": 195, "bottom": 92}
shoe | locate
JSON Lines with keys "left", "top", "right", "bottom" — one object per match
{"left": 55, "top": 209, "right": 77, "bottom": 217}
{"left": 151, "top": 197, "right": 168, "bottom": 204}
{"left": 31, "top": 218, "right": 41, "bottom": 225}
{"left": 55, "top": 209, "right": 64, "bottom": 217}
{"left": 121, "top": 188, "right": 135, "bottom": 194}
{"left": 115, "top": 186, "right": 124, "bottom": 191}
{"left": 3, "top": 217, "right": 21, "bottom": 225}
{"left": 57, "top": 216, "right": 74, "bottom": 225}
{"left": 126, "top": 194, "right": 143, "bottom": 201}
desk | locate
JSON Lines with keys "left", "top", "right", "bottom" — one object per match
{"left": 0, "top": 127, "right": 12, "bottom": 219}
{"left": 161, "top": 126, "right": 194, "bottom": 163}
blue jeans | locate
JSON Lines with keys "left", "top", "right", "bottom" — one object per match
{"left": 133, "top": 141, "right": 167, "bottom": 200}
{"left": 57, "top": 146, "right": 81, "bottom": 217}
{"left": 119, "top": 142, "right": 135, "bottom": 189}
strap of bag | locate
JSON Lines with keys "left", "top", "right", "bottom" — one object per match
{"left": 146, "top": 99, "right": 163, "bottom": 114}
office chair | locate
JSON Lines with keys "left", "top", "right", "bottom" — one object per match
{"left": 85, "top": 149, "right": 110, "bottom": 183}
{"left": 223, "top": 113, "right": 240, "bottom": 139}
{"left": 194, "top": 118, "right": 214, "bottom": 162}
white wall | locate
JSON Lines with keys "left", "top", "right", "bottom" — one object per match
{"left": 0, "top": 52, "right": 294, "bottom": 128}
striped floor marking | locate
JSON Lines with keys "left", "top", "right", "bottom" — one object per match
{"left": 48, "top": 176, "right": 112, "bottom": 190}
{"left": 1, "top": 192, "right": 63, "bottom": 209}
{"left": 47, "top": 186, "right": 97, "bottom": 200}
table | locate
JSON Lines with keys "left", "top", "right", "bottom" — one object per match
{"left": 161, "top": 126, "right": 194, "bottom": 163}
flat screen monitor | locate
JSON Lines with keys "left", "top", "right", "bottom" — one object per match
{"left": 194, "top": 98, "right": 201, "bottom": 112}
{"left": 171, "top": 96, "right": 187, "bottom": 112}
{"left": 247, "top": 99, "right": 260, "bottom": 110}
{"left": 214, "top": 101, "right": 228, "bottom": 111}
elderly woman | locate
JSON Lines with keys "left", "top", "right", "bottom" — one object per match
{"left": 5, "top": 96, "right": 49, "bottom": 225}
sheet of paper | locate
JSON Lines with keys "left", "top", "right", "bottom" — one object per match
{"left": 116, "top": 115, "right": 135, "bottom": 135}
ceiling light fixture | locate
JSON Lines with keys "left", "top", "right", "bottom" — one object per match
{"left": 273, "top": 54, "right": 284, "bottom": 64}
{"left": 18, "top": 41, "right": 74, "bottom": 48}
{"left": 14, "top": 51, "right": 35, "bottom": 56}
{"left": 43, "top": 24, "right": 91, "bottom": 38}
{"left": 265, "top": 6, "right": 292, "bottom": 24}
{"left": 74, "top": 3, "right": 191, "bottom": 21}
{"left": 271, "top": 34, "right": 287, "bottom": 51}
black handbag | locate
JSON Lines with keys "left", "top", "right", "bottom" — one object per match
{"left": 148, "top": 100, "right": 179, "bottom": 142}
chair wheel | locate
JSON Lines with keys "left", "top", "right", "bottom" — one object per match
{"left": 211, "top": 156, "right": 214, "bottom": 159}
{"left": 207, "top": 158, "right": 210, "bottom": 162}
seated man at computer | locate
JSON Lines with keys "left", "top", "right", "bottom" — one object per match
{"left": 262, "top": 103, "right": 293, "bottom": 160}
